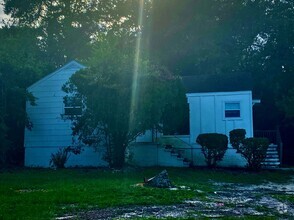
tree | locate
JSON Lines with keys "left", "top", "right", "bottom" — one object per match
{"left": 63, "top": 38, "right": 186, "bottom": 168}
{"left": 0, "top": 0, "right": 152, "bottom": 167}
{"left": 244, "top": 0, "right": 294, "bottom": 126}
{"left": 0, "top": 26, "right": 53, "bottom": 165}
{"left": 143, "top": 0, "right": 264, "bottom": 75}
{"left": 4, "top": 0, "right": 151, "bottom": 66}
{"left": 143, "top": 0, "right": 293, "bottom": 125}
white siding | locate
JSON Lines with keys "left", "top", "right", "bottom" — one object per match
{"left": 129, "top": 143, "right": 247, "bottom": 168}
{"left": 200, "top": 96, "right": 215, "bottom": 133}
{"left": 135, "top": 130, "right": 154, "bottom": 142}
{"left": 129, "top": 144, "right": 188, "bottom": 167}
{"left": 187, "top": 91, "right": 253, "bottom": 144}
{"left": 25, "top": 147, "right": 107, "bottom": 167}
{"left": 24, "top": 61, "right": 107, "bottom": 167}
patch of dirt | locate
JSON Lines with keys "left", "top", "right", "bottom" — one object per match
{"left": 59, "top": 176, "right": 294, "bottom": 219}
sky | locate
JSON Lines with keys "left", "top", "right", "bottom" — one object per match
{"left": 0, "top": 2, "right": 10, "bottom": 26}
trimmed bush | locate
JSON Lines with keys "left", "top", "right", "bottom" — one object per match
{"left": 229, "top": 129, "right": 269, "bottom": 170}
{"left": 229, "top": 129, "right": 246, "bottom": 152}
{"left": 240, "top": 137, "right": 269, "bottom": 170}
{"left": 196, "top": 133, "right": 228, "bottom": 168}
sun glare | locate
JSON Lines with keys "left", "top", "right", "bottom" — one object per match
{"left": 129, "top": 0, "right": 145, "bottom": 131}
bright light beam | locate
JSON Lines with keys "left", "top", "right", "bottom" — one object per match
{"left": 129, "top": 0, "right": 144, "bottom": 131}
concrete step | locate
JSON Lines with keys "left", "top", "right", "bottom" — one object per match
{"left": 264, "top": 157, "right": 280, "bottom": 161}
{"left": 266, "top": 150, "right": 278, "bottom": 154}
{"left": 261, "top": 162, "right": 280, "bottom": 166}
{"left": 263, "top": 165, "right": 280, "bottom": 169}
{"left": 265, "top": 152, "right": 279, "bottom": 155}
{"left": 263, "top": 160, "right": 280, "bottom": 164}
{"left": 265, "top": 154, "right": 279, "bottom": 158}
{"left": 263, "top": 143, "right": 280, "bottom": 168}
{"left": 266, "top": 151, "right": 279, "bottom": 154}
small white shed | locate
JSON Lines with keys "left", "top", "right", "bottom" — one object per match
{"left": 24, "top": 61, "right": 107, "bottom": 167}
{"left": 183, "top": 73, "right": 256, "bottom": 142}
{"left": 131, "top": 73, "right": 258, "bottom": 167}
{"left": 186, "top": 90, "right": 253, "bottom": 144}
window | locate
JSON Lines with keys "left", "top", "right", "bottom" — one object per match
{"left": 225, "top": 102, "right": 240, "bottom": 118}
{"left": 64, "top": 96, "right": 82, "bottom": 116}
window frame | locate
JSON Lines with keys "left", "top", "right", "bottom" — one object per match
{"left": 223, "top": 101, "right": 241, "bottom": 120}
{"left": 63, "top": 96, "right": 83, "bottom": 117}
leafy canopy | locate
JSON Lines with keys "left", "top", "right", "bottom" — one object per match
{"left": 0, "top": 26, "right": 53, "bottom": 166}
{"left": 64, "top": 37, "right": 186, "bottom": 168}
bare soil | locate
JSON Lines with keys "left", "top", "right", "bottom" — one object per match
{"left": 58, "top": 176, "right": 294, "bottom": 219}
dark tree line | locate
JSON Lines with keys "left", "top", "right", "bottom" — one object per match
{"left": 143, "top": 1, "right": 294, "bottom": 161}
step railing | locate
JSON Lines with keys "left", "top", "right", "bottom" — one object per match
{"left": 158, "top": 135, "right": 194, "bottom": 165}
{"left": 254, "top": 130, "right": 283, "bottom": 164}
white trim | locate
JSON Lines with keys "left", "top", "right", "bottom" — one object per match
{"left": 223, "top": 101, "right": 242, "bottom": 120}
{"left": 63, "top": 106, "right": 82, "bottom": 116}
{"left": 28, "top": 60, "right": 85, "bottom": 91}
{"left": 186, "top": 90, "right": 252, "bottom": 98}
{"left": 252, "top": 99, "right": 261, "bottom": 106}
{"left": 249, "top": 94, "right": 254, "bottom": 137}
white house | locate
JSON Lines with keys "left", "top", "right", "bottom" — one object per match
{"left": 25, "top": 61, "right": 258, "bottom": 168}
{"left": 24, "top": 61, "right": 107, "bottom": 167}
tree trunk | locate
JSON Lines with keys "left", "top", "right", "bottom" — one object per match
{"left": 111, "top": 143, "right": 126, "bottom": 169}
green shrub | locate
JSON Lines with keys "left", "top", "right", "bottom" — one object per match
{"left": 196, "top": 133, "right": 228, "bottom": 168}
{"left": 49, "top": 146, "right": 82, "bottom": 169}
{"left": 229, "top": 129, "right": 269, "bottom": 170}
{"left": 240, "top": 138, "right": 269, "bottom": 170}
{"left": 49, "top": 147, "right": 70, "bottom": 169}
{"left": 229, "top": 129, "right": 246, "bottom": 152}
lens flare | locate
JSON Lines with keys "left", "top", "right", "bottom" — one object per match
{"left": 129, "top": 0, "right": 144, "bottom": 131}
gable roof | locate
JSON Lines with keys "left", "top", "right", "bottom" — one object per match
{"left": 182, "top": 72, "right": 253, "bottom": 94}
{"left": 28, "top": 60, "right": 85, "bottom": 90}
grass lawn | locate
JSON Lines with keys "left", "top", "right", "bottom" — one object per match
{"left": 0, "top": 167, "right": 293, "bottom": 220}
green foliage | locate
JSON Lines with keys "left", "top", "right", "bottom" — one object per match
{"left": 0, "top": 26, "right": 53, "bottom": 167}
{"left": 0, "top": 168, "right": 292, "bottom": 219}
{"left": 229, "top": 129, "right": 269, "bottom": 170}
{"left": 242, "top": 0, "right": 294, "bottom": 127}
{"left": 64, "top": 38, "right": 186, "bottom": 168}
{"left": 4, "top": 0, "right": 148, "bottom": 66}
{"left": 49, "top": 148, "right": 70, "bottom": 169}
{"left": 144, "top": 0, "right": 263, "bottom": 75}
{"left": 241, "top": 138, "right": 269, "bottom": 170}
{"left": 145, "top": 0, "right": 294, "bottom": 129}
{"left": 49, "top": 146, "right": 82, "bottom": 169}
{"left": 0, "top": 116, "right": 9, "bottom": 165}
{"left": 229, "top": 129, "right": 246, "bottom": 152}
{"left": 1, "top": 0, "right": 293, "bottom": 167}
{"left": 196, "top": 133, "right": 228, "bottom": 168}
